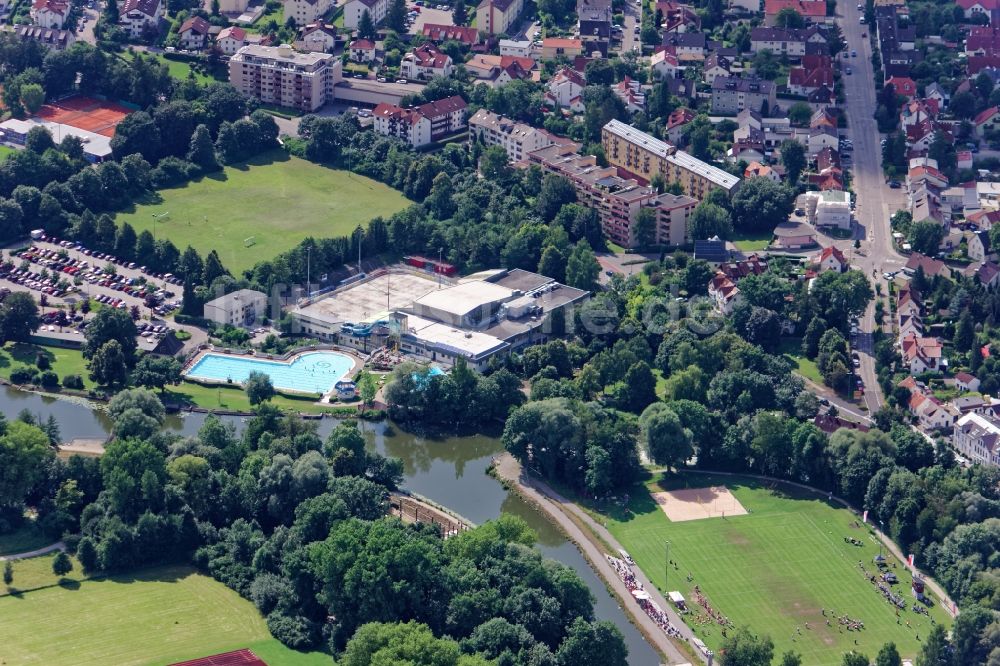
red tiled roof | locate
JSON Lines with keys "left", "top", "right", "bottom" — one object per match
{"left": 886, "top": 76, "right": 917, "bottom": 97}
{"left": 350, "top": 38, "right": 375, "bottom": 49}
{"left": 179, "top": 16, "right": 210, "bottom": 35}
{"left": 421, "top": 23, "right": 479, "bottom": 44}
{"left": 958, "top": 0, "right": 999, "bottom": 10}
{"left": 975, "top": 106, "right": 1000, "bottom": 125}
{"left": 218, "top": 26, "right": 246, "bottom": 41}
{"left": 818, "top": 245, "right": 847, "bottom": 265}
{"left": 764, "top": 0, "right": 826, "bottom": 15}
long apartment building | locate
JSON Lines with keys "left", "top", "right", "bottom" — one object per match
{"left": 469, "top": 108, "right": 575, "bottom": 163}
{"left": 373, "top": 95, "right": 467, "bottom": 148}
{"left": 601, "top": 120, "right": 740, "bottom": 201}
{"left": 229, "top": 44, "right": 341, "bottom": 112}
{"left": 528, "top": 144, "right": 697, "bottom": 247}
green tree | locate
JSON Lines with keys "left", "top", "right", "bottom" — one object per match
{"left": 88, "top": 340, "right": 129, "bottom": 388}
{"left": 187, "top": 124, "right": 219, "bottom": 171}
{"left": 640, "top": 403, "right": 692, "bottom": 469}
{"left": 780, "top": 140, "right": 806, "bottom": 184}
{"left": 730, "top": 178, "right": 795, "bottom": 233}
{"left": 536, "top": 175, "right": 577, "bottom": 221}
{"left": 774, "top": 6, "right": 805, "bottom": 27}
{"left": 617, "top": 361, "right": 657, "bottom": 413}
{"left": 0, "top": 420, "right": 53, "bottom": 514}
{"left": 52, "top": 551, "right": 73, "bottom": 577}
{"left": 478, "top": 145, "right": 512, "bottom": 183}
{"left": 356, "top": 370, "right": 378, "bottom": 408}
{"left": 688, "top": 202, "right": 733, "bottom": 240}
{"left": 875, "top": 643, "right": 902, "bottom": 666}
{"left": 386, "top": 0, "right": 407, "bottom": 32}
{"left": 908, "top": 219, "right": 945, "bottom": 256}
{"left": 538, "top": 245, "right": 567, "bottom": 283}
{"left": 20, "top": 83, "right": 45, "bottom": 115}
{"left": 565, "top": 241, "right": 600, "bottom": 291}
{"left": 357, "top": 9, "right": 376, "bottom": 39}
{"left": 842, "top": 653, "right": 869, "bottom": 666}
{"left": 245, "top": 370, "right": 275, "bottom": 405}
{"left": 720, "top": 626, "right": 774, "bottom": 666}
{"left": 954, "top": 308, "right": 975, "bottom": 353}
{"left": 452, "top": 0, "right": 466, "bottom": 25}
{"left": 787, "top": 102, "right": 812, "bottom": 126}
{"left": 555, "top": 617, "right": 628, "bottom": 666}
{"left": 2, "top": 561, "right": 11, "bottom": 586}
{"left": 130, "top": 355, "right": 182, "bottom": 392}
{"left": 0, "top": 291, "right": 40, "bottom": 344}
{"left": 779, "top": 652, "right": 802, "bottom": 666}
{"left": 632, "top": 207, "right": 657, "bottom": 248}
{"left": 0, "top": 198, "right": 24, "bottom": 243}
{"left": 916, "top": 625, "right": 950, "bottom": 666}
{"left": 83, "top": 307, "right": 138, "bottom": 366}
{"left": 343, "top": 621, "right": 484, "bottom": 666}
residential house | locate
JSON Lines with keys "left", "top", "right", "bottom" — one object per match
{"left": 666, "top": 107, "right": 694, "bottom": 144}
{"left": 577, "top": 0, "right": 612, "bottom": 56}
{"left": 217, "top": 26, "right": 249, "bottom": 55}
{"left": 13, "top": 24, "right": 74, "bottom": 49}
{"left": 957, "top": 0, "right": 999, "bottom": 22}
{"left": 342, "top": 0, "right": 387, "bottom": 29}
{"left": 970, "top": 230, "right": 996, "bottom": 262}
{"left": 694, "top": 238, "right": 728, "bottom": 263}
{"left": 349, "top": 38, "right": 376, "bottom": 62}
{"left": 299, "top": 23, "right": 337, "bottom": 52}
{"left": 814, "top": 413, "right": 871, "bottom": 434}
{"left": 744, "top": 161, "right": 781, "bottom": 182}
{"left": 708, "top": 273, "right": 743, "bottom": 314}
{"left": 373, "top": 95, "right": 467, "bottom": 148}
{"left": 711, "top": 76, "right": 777, "bottom": 115}
{"left": 979, "top": 261, "right": 1000, "bottom": 288}
{"left": 465, "top": 54, "right": 533, "bottom": 87}
{"left": 541, "top": 38, "right": 584, "bottom": 59}
{"left": 924, "top": 82, "right": 949, "bottom": 108}
{"left": 810, "top": 107, "right": 838, "bottom": 129}
{"left": 177, "top": 16, "right": 210, "bottom": 50}
{"left": 904, "top": 252, "right": 949, "bottom": 278}
{"left": 787, "top": 60, "right": 834, "bottom": 96}
{"left": 886, "top": 75, "right": 918, "bottom": 100}
{"left": 897, "top": 284, "right": 922, "bottom": 318}
{"left": 800, "top": 189, "right": 851, "bottom": 229}
{"left": 662, "top": 31, "right": 706, "bottom": 61}
{"left": 909, "top": 391, "right": 955, "bottom": 430}
{"left": 956, "top": 372, "right": 982, "bottom": 393}
{"left": 401, "top": 43, "right": 453, "bottom": 80}
{"left": 499, "top": 39, "right": 533, "bottom": 57}
{"left": 476, "top": 0, "right": 525, "bottom": 35}
{"left": 702, "top": 52, "right": 731, "bottom": 84}
{"left": 283, "top": 0, "right": 333, "bottom": 27}
{"left": 954, "top": 411, "right": 1000, "bottom": 466}
{"left": 976, "top": 106, "right": 1000, "bottom": 138}
{"left": 204, "top": 289, "right": 267, "bottom": 328}
{"left": 907, "top": 164, "right": 949, "bottom": 191}
{"left": 763, "top": 0, "right": 826, "bottom": 25}
{"left": 651, "top": 49, "right": 682, "bottom": 79}
{"left": 900, "top": 98, "right": 939, "bottom": 130}
{"left": 470, "top": 108, "right": 574, "bottom": 162}
{"left": 545, "top": 67, "right": 586, "bottom": 112}
{"left": 613, "top": 77, "right": 646, "bottom": 113}
{"left": 813, "top": 245, "right": 848, "bottom": 273}
{"left": 750, "top": 26, "right": 826, "bottom": 57}
{"left": 120, "top": 0, "right": 163, "bottom": 39}
{"left": 905, "top": 118, "right": 938, "bottom": 151}
{"left": 421, "top": 24, "right": 480, "bottom": 47}
{"left": 807, "top": 126, "right": 839, "bottom": 155}
{"left": 30, "top": 0, "right": 67, "bottom": 29}
{"left": 901, "top": 332, "right": 945, "bottom": 374}
{"left": 718, "top": 253, "right": 768, "bottom": 280}
{"left": 657, "top": 0, "right": 701, "bottom": 33}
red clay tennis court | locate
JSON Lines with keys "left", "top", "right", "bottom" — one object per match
{"left": 169, "top": 648, "right": 268, "bottom": 666}
{"left": 35, "top": 95, "right": 132, "bottom": 137}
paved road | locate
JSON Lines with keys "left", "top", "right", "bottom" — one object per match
{"left": 0, "top": 541, "right": 65, "bottom": 562}
{"left": 493, "top": 453, "right": 705, "bottom": 666}
{"left": 836, "top": 3, "right": 908, "bottom": 414}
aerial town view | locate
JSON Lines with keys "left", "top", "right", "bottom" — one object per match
{"left": 1, "top": 0, "right": 1000, "bottom": 662}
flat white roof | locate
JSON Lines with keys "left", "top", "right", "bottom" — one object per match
{"left": 0, "top": 117, "right": 112, "bottom": 158}
{"left": 404, "top": 314, "right": 508, "bottom": 358}
{"left": 413, "top": 280, "right": 516, "bottom": 318}
{"left": 603, "top": 119, "right": 739, "bottom": 190}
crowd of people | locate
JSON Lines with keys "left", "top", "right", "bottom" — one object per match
{"left": 605, "top": 555, "right": 684, "bottom": 639}
{"left": 692, "top": 585, "right": 732, "bottom": 628}
{"left": 858, "top": 560, "right": 907, "bottom": 609}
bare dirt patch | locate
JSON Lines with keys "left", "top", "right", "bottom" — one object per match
{"left": 652, "top": 486, "right": 749, "bottom": 522}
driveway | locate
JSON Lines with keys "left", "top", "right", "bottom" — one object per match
{"left": 407, "top": 2, "right": 454, "bottom": 33}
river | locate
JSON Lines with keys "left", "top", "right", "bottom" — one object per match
{"left": 4, "top": 386, "right": 660, "bottom": 665}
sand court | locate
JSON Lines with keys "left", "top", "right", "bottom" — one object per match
{"left": 652, "top": 486, "right": 748, "bottom": 522}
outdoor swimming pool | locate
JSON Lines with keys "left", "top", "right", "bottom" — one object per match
{"left": 185, "top": 351, "right": 355, "bottom": 395}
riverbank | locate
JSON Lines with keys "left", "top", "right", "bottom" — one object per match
{"left": 491, "top": 453, "right": 702, "bottom": 666}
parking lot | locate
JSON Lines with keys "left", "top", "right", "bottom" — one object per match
{"left": 406, "top": 1, "right": 455, "bottom": 34}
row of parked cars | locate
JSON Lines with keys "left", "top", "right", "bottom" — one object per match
{"left": 45, "top": 235, "right": 185, "bottom": 287}
{"left": 0, "top": 264, "right": 75, "bottom": 299}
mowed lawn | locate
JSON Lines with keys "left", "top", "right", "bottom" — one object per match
{"left": 605, "top": 474, "right": 951, "bottom": 665}
{"left": 116, "top": 151, "right": 410, "bottom": 274}
{"left": 0, "top": 564, "right": 330, "bottom": 666}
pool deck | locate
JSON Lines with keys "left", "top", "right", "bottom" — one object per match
{"left": 182, "top": 345, "right": 365, "bottom": 403}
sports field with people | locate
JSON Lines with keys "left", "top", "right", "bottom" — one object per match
{"left": 0, "top": 563, "right": 328, "bottom": 665}
{"left": 115, "top": 151, "right": 410, "bottom": 274}
{"left": 603, "top": 473, "right": 952, "bottom": 665}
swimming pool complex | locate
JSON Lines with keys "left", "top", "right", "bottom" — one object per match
{"left": 185, "top": 351, "right": 355, "bottom": 395}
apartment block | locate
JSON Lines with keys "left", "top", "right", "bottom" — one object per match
{"left": 601, "top": 119, "right": 740, "bottom": 200}
{"left": 283, "top": 0, "right": 333, "bottom": 27}
{"left": 343, "top": 0, "right": 390, "bottom": 28}
{"left": 229, "top": 44, "right": 341, "bottom": 112}
{"left": 475, "top": 0, "right": 524, "bottom": 35}
{"left": 528, "top": 144, "right": 697, "bottom": 247}
{"left": 469, "top": 108, "right": 574, "bottom": 163}
{"left": 373, "top": 95, "right": 467, "bottom": 148}
{"left": 711, "top": 76, "right": 777, "bottom": 115}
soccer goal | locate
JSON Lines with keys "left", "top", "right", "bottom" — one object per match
{"left": 244, "top": 236, "right": 256, "bottom": 247}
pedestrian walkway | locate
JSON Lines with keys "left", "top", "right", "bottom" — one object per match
{"left": 0, "top": 541, "right": 65, "bottom": 562}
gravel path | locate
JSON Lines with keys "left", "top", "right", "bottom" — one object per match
{"left": 0, "top": 541, "right": 65, "bottom": 562}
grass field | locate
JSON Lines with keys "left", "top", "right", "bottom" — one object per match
{"left": 166, "top": 380, "right": 330, "bottom": 414}
{"left": 115, "top": 151, "right": 410, "bottom": 274}
{"left": 777, "top": 338, "right": 823, "bottom": 384}
{"left": 730, "top": 229, "right": 773, "bottom": 252}
{"left": 0, "top": 145, "right": 15, "bottom": 160}
{"left": 603, "top": 473, "right": 951, "bottom": 665}
{"left": 0, "top": 564, "right": 329, "bottom": 666}
{"left": 119, "top": 52, "right": 218, "bottom": 85}
{"left": 0, "top": 342, "right": 94, "bottom": 389}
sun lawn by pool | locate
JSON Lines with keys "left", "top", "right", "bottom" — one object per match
{"left": 185, "top": 350, "right": 355, "bottom": 395}
{"left": 602, "top": 473, "right": 952, "bottom": 665}
{"left": 115, "top": 151, "right": 410, "bottom": 274}
{"left": 0, "top": 564, "right": 328, "bottom": 666}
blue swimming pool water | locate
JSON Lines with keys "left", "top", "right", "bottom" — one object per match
{"left": 186, "top": 351, "right": 355, "bottom": 395}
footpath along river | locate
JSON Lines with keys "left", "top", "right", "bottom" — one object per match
{"left": 2, "top": 386, "right": 662, "bottom": 665}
